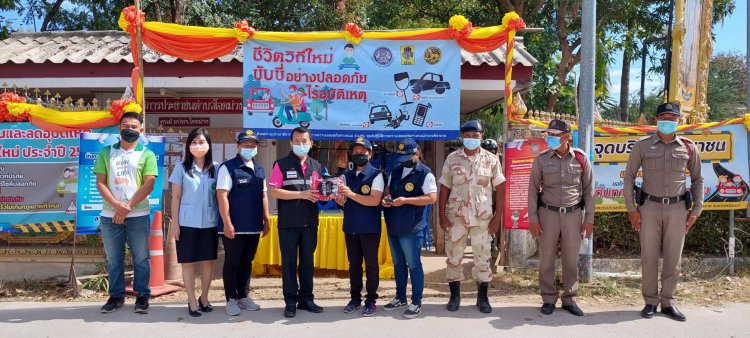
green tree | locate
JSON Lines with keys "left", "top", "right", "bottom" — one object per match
{"left": 0, "top": 0, "right": 16, "bottom": 39}
{"left": 706, "top": 51, "right": 747, "bottom": 121}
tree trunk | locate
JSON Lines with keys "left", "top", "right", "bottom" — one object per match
{"left": 154, "top": 1, "right": 163, "bottom": 22}
{"left": 40, "top": 0, "right": 65, "bottom": 31}
{"left": 619, "top": 18, "right": 635, "bottom": 121}
{"left": 173, "top": 0, "right": 187, "bottom": 25}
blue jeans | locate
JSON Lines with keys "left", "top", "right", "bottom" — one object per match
{"left": 101, "top": 215, "right": 151, "bottom": 298}
{"left": 388, "top": 231, "right": 424, "bottom": 305}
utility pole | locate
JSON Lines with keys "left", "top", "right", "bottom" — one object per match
{"left": 578, "top": 0, "right": 596, "bottom": 283}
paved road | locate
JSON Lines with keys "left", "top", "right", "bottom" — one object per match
{"left": 2, "top": 300, "right": 748, "bottom": 337}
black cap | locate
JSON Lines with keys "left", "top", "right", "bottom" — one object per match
{"left": 351, "top": 136, "right": 373, "bottom": 151}
{"left": 237, "top": 129, "right": 258, "bottom": 143}
{"left": 546, "top": 119, "right": 571, "bottom": 134}
{"left": 656, "top": 102, "right": 681, "bottom": 116}
{"left": 460, "top": 120, "right": 483, "bottom": 133}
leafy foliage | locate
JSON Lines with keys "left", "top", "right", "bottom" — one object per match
{"left": 707, "top": 51, "right": 747, "bottom": 121}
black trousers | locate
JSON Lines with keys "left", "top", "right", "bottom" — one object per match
{"left": 345, "top": 233, "right": 381, "bottom": 304}
{"left": 278, "top": 225, "right": 318, "bottom": 306}
{"left": 221, "top": 234, "right": 260, "bottom": 301}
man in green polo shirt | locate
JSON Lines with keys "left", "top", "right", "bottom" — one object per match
{"left": 95, "top": 112, "right": 158, "bottom": 314}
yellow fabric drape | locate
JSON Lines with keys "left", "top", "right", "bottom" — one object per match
{"left": 252, "top": 215, "right": 395, "bottom": 279}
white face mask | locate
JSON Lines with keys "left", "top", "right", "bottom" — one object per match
{"left": 189, "top": 143, "right": 209, "bottom": 158}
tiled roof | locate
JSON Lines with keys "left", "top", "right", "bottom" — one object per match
{"left": 0, "top": 30, "right": 536, "bottom": 66}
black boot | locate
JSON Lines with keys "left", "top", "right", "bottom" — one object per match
{"left": 476, "top": 282, "right": 492, "bottom": 314}
{"left": 447, "top": 281, "right": 461, "bottom": 311}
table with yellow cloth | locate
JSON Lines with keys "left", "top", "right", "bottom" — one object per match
{"left": 251, "top": 214, "right": 395, "bottom": 279}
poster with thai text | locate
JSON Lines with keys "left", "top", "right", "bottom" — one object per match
{"left": 503, "top": 138, "right": 549, "bottom": 229}
{"left": 243, "top": 39, "right": 460, "bottom": 140}
{"left": 0, "top": 123, "right": 81, "bottom": 233}
{"left": 76, "top": 132, "right": 165, "bottom": 234}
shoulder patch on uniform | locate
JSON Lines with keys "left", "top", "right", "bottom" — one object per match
{"left": 571, "top": 147, "right": 586, "bottom": 155}
{"left": 638, "top": 135, "right": 653, "bottom": 141}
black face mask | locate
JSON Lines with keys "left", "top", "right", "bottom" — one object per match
{"left": 120, "top": 129, "right": 140, "bottom": 143}
{"left": 400, "top": 158, "right": 416, "bottom": 168}
{"left": 352, "top": 154, "right": 369, "bottom": 167}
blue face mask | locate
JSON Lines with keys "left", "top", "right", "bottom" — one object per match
{"left": 240, "top": 147, "right": 257, "bottom": 160}
{"left": 657, "top": 120, "right": 678, "bottom": 134}
{"left": 546, "top": 136, "right": 561, "bottom": 150}
{"left": 462, "top": 138, "right": 481, "bottom": 150}
{"left": 292, "top": 145, "right": 310, "bottom": 157}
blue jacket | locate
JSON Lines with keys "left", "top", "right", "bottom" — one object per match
{"left": 342, "top": 163, "right": 383, "bottom": 234}
{"left": 218, "top": 155, "right": 264, "bottom": 233}
{"left": 384, "top": 162, "right": 431, "bottom": 235}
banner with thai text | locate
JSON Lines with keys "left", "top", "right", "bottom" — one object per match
{"left": 76, "top": 132, "right": 165, "bottom": 234}
{"left": 593, "top": 124, "right": 749, "bottom": 211}
{"left": 0, "top": 123, "right": 81, "bottom": 233}
{"left": 503, "top": 138, "right": 550, "bottom": 229}
{"left": 243, "top": 39, "right": 461, "bottom": 140}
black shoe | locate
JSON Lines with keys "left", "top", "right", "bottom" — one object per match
{"left": 562, "top": 304, "right": 584, "bottom": 316}
{"left": 297, "top": 301, "right": 324, "bottom": 313}
{"left": 447, "top": 281, "right": 461, "bottom": 312}
{"left": 100, "top": 296, "right": 124, "bottom": 314}
{"left": 476, "top": 282, "right": 492, "bottom": 314}
{"left": 188, "top": 303, "right": 202, "bottom": 317}
{"left": 198, "top": 297, "right": 213, "bottom": 313}
{"left": 661, "top": 306, "right": 686, "bottom": 322}
{"left": 640, "top": 304, "right": 657, "bottom": 319}
{"left": 541, "top": 303, "right": 555, "bottom": 315}
{"left": 134, "top": 296, "right": 149, "bottom": 314}
{"left": 284, "top": 305, "right": 297, "bottom": 318}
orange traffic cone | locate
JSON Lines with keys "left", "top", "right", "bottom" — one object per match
{"left": 127, "top": 211, "right": 181, "bottom": 297}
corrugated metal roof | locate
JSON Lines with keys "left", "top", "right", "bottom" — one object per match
{"left": 0, "top": 30, "right": 537, "bottom": 66}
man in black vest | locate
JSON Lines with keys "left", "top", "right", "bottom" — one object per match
{"left": 216, "top": 129, "right": 270, "bottom": 316}
{"left": 334, "top": 137, "right": 384, "bottom": 317}
{"left": 269, "top": 127, "right": 327, "bottom": 318}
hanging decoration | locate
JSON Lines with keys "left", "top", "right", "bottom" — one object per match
{"left": 509, "top": 114, "right": 750, "bottom": 134}
{"left": 1, "top": 96, "right": 142, "bottom": 132}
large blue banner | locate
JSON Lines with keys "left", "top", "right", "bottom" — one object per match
{"left": 76, "top": 132, "right": 165, "bottom": 234}
{"left": 243, "top": 39, "right": 461, "bottom": 140}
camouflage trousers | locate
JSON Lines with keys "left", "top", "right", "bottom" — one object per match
{"left": 444, "top": 221, "right": 493, "bottom": 283}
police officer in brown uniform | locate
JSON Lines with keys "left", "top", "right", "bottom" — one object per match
{"left": 528, "top": 119, "right": 594, "bottom": 316}
{"left": 623, "top": 102, "right": 703, "bottom": 322}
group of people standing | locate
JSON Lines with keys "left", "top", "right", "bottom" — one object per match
{"left": 96, "top": 101, "right": 702, "bottom": 322}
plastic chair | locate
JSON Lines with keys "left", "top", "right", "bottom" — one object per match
{"left": 422, "top": 204, "right": 434, "bottom": 252}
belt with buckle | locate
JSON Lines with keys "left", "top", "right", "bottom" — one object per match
{"left": 643, "top": 192, "right": 685, "bottom": 205}
{"left": 539, "top": 201, "right": 582, "bottom": 214}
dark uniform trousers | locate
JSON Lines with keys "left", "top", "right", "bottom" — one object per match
{"left": 639, "top": 200, "right": 689, "bottom": 307}
{"left": 538, "top": 207, "right": 583, "bottom": 306}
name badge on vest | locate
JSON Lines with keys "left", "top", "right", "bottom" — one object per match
{"left": 286, "top": 170, "right": 298, "bottom": 179}
{"left": 404, "top": 182, "right": 415, "bottom": 192}
{"left": 237, "top": 177, "right": 250, "bottom": 185}
{"left": 361, "top": 184, "right": 371, "bottom": 194}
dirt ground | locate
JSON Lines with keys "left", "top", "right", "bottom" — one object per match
{"left": 2, "top": 252, "right": 749, "bottom": 309}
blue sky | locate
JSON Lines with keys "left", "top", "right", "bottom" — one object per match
{"left": 609, "top": 1, "right": 747, "bottom": 100}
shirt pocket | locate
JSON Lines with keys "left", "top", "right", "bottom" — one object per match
{"left": 568, "top": 164, "right": 583, "bottom": 185}
{"left": 644, "top": 151, "right": 664, "bottom": 170}
{"left": 671, "top": 151, "right": 689, "bottom": 172}
{"left": 542, "top": 162, "right": 560, "bottom": 186}
{"left": 451, "top": 165, "right": 467, "bottom": 185}
{"left": 178, "top": 203, "right": 196, "bottom": 227}
{"left": 476, "top": 166, "right": 492, "bottom": 187}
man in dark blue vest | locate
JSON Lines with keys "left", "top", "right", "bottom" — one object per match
{"left": 216, "top": 129, "right": 270, "bottom": 316}
{"left": 269, "top": 127, "right": 327, "bottom": 318}
{"left": 382, "top": 138, "right": 437, "bottom": 319}
{"left": 334, "top": 137, "right": 384, "bottom": 317}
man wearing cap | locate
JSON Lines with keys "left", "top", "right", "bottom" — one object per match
{"left": 528, "top": 119, "right": 594, "bottom": 317}
{"left": 216, "top": 129, "right": 270, "bottom": 316}
{"left": 438, "top": 120, "right": 505, "bottom": 314}
{"left": 269, "top": 127, "right": 328, "bottom": 318}
{"left": 334, "top": 137, "right": 384, "bottom": 317}
{"left": 624, "top": 102, "right": 703, "bottom": 322}
{"left": 382, "top": 138, "right": 437, "bottom": 319}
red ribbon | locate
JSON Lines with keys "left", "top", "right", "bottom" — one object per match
{"left": 234, "top": 19, "right": 256, "bottom": 39}
{"left": 345, "top": 22, "right": 364, "bottom": 38}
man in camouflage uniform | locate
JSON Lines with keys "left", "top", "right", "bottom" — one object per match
{"left": 439, "top": 120, "right": 505, "bottom": 314}
{"left": 624, "top": 102, "right": 703, "bottom": 322}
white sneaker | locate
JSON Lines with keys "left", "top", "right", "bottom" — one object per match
{"left": 238, "top": 297, "right": 261, "bottom": 311}
{"left": 226, "top": 299, "right": 241, "bottom": 316}
{"left": 403, "top": 303, "right": 422, "bottom": 319}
